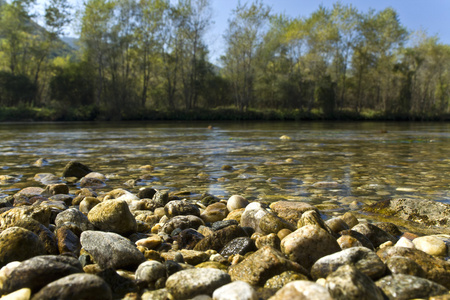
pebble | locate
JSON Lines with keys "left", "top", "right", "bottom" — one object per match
{"left": 0, "top": 227, "right": 46, "bottom": 268}
{"left": 80, "top": 231, "right": 145, "bottom": 270}
{"left": 226, "top": 195, "right": 249, "bottom": 212}
{"left": 200, "top": 202, "right": 228, "bottom": 223}
{"left": 326, "top": 265, "right": 384, "bottom": 300}
{"left": 165, "top": 268, "right": 231, "bottom": 299}
{"left": 395, "top": 236, "right": 415, "bottom": 248}
{"left": 264, "top": 271, "right": 308, "bottom": 289}
{"left": 194, "top": 225, "right": 247, "bottom": 252}
{"left": 268, "top": 280, "right": 333, "bottom": 300}
{"left": 31, "top": 273, "right": 112, "bottom": 300}
{"left": 269, "top": 201, "right": 318, "bottom": 226}
{"left": 1, "top": 255, "right": 83, "bottom": 294}
{"left": 385, "top": 255, "right": 426, "bottom": 277}
{"left": 55, "top": 208, "right": 94, "bottom": 231}
{"left": 165, "top": 200, "right": 200, "bottom": 218}
{"left": 311, "top": 246, "right": 386, "bottom": 280}
{"left": 1, "top": 288, "right": 31, "bottom": 300}
{"left": 87, "top": 200, "right": 137, "bottom": 235}
{"left": 212, "top": 280, "right": 257, "bottom": 300}
{"left": 351, "top": 223, "right": 398, "bottom": 248}
{"left": 228, "top": 245, "right": 308, "bottom": 286}
{"left": 220, "top": 237, "right": 256, "bottom": 259}
{"left": 376, "top": 274, "right": 448, "bottom": 300}
{"left": 281, "top": 225, "right": 341, "bottom": 270}
{"left": 413, "top": 236, "right": 447, "bottom": 256}
{"left": 135, "top": 260, "right": 166, "bottom": 285}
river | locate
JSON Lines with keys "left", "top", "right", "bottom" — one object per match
{"left": 0, "top": 121, "right": 449, "bottom": 209}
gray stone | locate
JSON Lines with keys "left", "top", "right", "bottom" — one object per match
{"left": 268, "top": 280, "right": 333, "bottom": 300}
{"left": 325, "top": 265, "right": 384, "bottom": 300}
{"left": 55, "top": 208, "right": 94, "bottom": 232}
{"left": 311, "top": 247, "right": 386, "bottom": 280}
{"left": 228, "top": 245, "right": 308, "bottom": 286}
{"left": 0, "top": 227, "right": 46, "bottom": 268}
{"left": 144, "top": 191, "right": 170, "bottom": 211}
{"left": 2, "top": 255, "right": 83, "bottom": 294}
{"left": 80, "top": 231, "right": 145, "bottom": 270}
{"left": 165, "top": 268, "right": 231, "bottom": 299}
{"left": 376, "top": 274, "right": 448, "bottom": 300}
{"left": 31, "top": 273, "right": 112, "bottom": 300}
{"left": 281, "top": 225, "right": 341, "bottom": 270}
{"left": 337, "top": 230, "right": 375, "bottom": 250}
{"left": 136, "top": 260, "right": 167, "bottom": 284}
{"left": 88, "top": 200, "right": 137, "bottom": 235}
{"left": 212, "top": 280, "right": 257, "bottom": 300}
{"left": 325, "top": 217, "right": 350, "bottom": 234}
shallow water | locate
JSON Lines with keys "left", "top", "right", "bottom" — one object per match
{"left": 0, "top": 121, "right": 449, "bottom": 208}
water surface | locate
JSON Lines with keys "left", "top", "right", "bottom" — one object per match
{"left": 1, "top": 121, "right": 449, "bottom": 208}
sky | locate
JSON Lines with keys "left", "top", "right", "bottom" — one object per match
{"left": 35, "top": 0, "right": 450, "bottom": 64}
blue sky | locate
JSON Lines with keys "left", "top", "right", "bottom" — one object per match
{"left": 35, "top": 0, "right": 449, "bottom": 63}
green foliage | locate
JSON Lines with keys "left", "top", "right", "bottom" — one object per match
{"left": 0, "top": 0, "right": 449, "bottom": 121}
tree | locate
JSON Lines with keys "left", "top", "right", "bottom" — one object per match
{"left": 222, "top": 0, "right": 270, "bottom": 111}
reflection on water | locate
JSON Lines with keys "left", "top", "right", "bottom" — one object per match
{"left": 0, "top": 121, "right": 449, "bottom": 207}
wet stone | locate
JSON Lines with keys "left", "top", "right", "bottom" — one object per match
{"left": 311, "top": 246, "right": 386, "bottom": 280}
{"left": 325, "top": 217, "right": 350, "bottom": 234}
{"left": 325, "top": 265, "right": 384, "bottom": 300}
{"left": 165, "top": 268, "right": 231, "bottom": 300}
{"left": 31, "top": 273, "right": 112, "bottom": 300}
{"left": 137, "top": 187, "right": 157, "bottom": 200}
{"left": 376, "top": 274, "right": 449, "bottom": 300}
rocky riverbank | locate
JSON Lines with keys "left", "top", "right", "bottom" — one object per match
{"left": 0, "top": 161, "right": 450, "bottom": 299}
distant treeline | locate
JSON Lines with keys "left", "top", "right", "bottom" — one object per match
{"left": 0, "top": 0, "right": 449, "bottom": 121}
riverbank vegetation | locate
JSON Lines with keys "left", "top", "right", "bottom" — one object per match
{"left": 0, "top": 0, "right": 449, "bottom": 121}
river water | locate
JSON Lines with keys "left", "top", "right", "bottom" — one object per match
{"left": 0, "top": 121, "right": 449, "bottom": 209}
